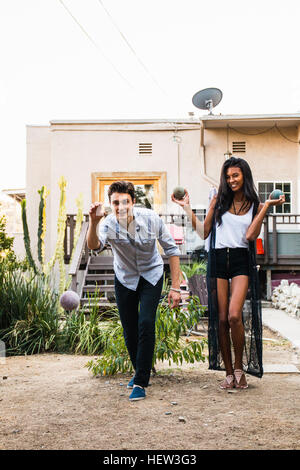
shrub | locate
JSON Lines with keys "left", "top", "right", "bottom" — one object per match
{"left": 86, "top": 295, "right": 207, "bottom": 376}
{"left": 0, "top": 269, "right": 60, "bottom": 355}
{"left": 181, "top": 261, "right": 207, "bottom": 279}
{"left": 61, "top": 292, "right": 104, "bottom": 355}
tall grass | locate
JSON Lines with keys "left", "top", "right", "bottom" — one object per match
{"left": 0, "top": 266, "right": 60, "bottom": 355}
{"left": 61, "top": 291, "right": 105, "bottom": 355}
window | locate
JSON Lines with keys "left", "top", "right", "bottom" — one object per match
{"left": 92, "top": 172, "right": 167, "bottom": 212}
{"left": 258, "top": 182, "right": 291, "bottom": 214}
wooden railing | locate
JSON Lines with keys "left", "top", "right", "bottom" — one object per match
{"left": 64, "top": 214, "right": 89, "bottom": 264}
{"left": 68, "top": 221, "right": 89, "bottom": 291}
{"left": 64, "top": 212, "right": 300, "bottom": 270}
{"left": 64, "top": 210, "right": 206, "bottom": 263}
{"left": 257, "top": 214, "right": 300, "bottom": 267}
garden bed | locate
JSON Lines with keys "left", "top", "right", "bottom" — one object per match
{"left": 0, "top": 327, "right": 299, "bottom": 450}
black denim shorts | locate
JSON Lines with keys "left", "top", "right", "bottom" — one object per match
{"left": 214, "top": 248, "right": 250, "bottom": 280}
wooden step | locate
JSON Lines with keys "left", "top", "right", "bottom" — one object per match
{"left": 85, "top": 274, "right": 115, "bottom": 280}
{"left": 83, "top": 285, "right": 115, "bottom": 293}
{"left": 90, "top": 256, "right": 114, "bottom": 265}
{"left": 80, "top": 298, "right": 116, "bottom": 306}
{"left": 88, "top": 265, "right": 114, "bottom": 272}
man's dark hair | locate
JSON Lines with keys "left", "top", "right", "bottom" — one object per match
{"left": 108, "top": 181, "right": 135, "bottom": 202}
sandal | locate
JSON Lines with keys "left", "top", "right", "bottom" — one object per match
{"left": 234, "top": 369, "right": 248, "bottom": 389}
{"left": 219, "top": 374, "right": 235, "bottom": 389}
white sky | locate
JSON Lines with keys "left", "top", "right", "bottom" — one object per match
{"left": 1, "top": 0, "right": 300, "bottom": 191}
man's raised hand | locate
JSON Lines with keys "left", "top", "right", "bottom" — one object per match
{"left": 89, "top": 202, "right": 105, "bottom": 224}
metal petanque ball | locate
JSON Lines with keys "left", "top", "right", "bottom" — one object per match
{"left": 270, "top": 189, "right": 284, "bottom": 200}
{"left": 60, "top": 290, "right": 80, "bottom": 311}
{"left": 173, "top": 186, "right": 185, "bottom": 200}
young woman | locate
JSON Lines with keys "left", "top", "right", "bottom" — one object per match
{"left": 172, "top": 157, "right": 285, "bottom": 389}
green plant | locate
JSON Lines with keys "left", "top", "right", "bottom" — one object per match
{"left": 62, "top": 310, "right": 104, "bottom": 355}
{"left": 0, "top": 215, "right": 23, "bottom": 271}
{"left": 37, "top": 185, "right": 49, "bottom": 269}
{"left": 86, "top": 305, "right": 133, "bottom": 375}
{"left": 66, "top": 193, "right": 84, "bottom": 289}
{"left": 0, "top": 215, "right": 15, "bottom": 262}
{"left": 0, "top": 269, "right": 60, "bottom": 354}
{"left": 180, "top": 261, "right": 207, "bottom": 279}
{"left": 21, "top": 200, "right": 38, "bottom": 274}
{"left": 45, "top": 177, "right": 68, "bottom": 297}
{"left": 154, "top": 295, "right": 206, "bottom": 367}
{"left": 86, "top": 295, "right": 207, "bottom": 377}
{"left": 61, "top": 289, "right": 104, "bottom": 355}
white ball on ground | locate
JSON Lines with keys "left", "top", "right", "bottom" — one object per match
{"left": 60, "top": 290, "right": 80, "bottom": 311}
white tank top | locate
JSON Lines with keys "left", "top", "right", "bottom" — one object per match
{"left": 215, "top": 204, "right": 254, "bottom": 249}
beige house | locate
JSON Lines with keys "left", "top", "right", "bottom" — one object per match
{"left": 0, "top": 189, "right": 25, "bottom": 259}
{"left": 25, "top": 114, "right": 300, "bottom": 299}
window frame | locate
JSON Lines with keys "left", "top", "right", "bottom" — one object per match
{"left": 257, "top": 180, "right": 292, "bottom": 214}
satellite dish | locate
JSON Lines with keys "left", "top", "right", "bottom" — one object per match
{"left": 192, "top": 87, "right": 223, "bottom": 114}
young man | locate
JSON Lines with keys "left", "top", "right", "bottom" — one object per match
{"left": 87, "top": 181, "right": 181, "bottom": 401}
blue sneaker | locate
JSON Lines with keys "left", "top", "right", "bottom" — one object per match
{"left": 129, "top": 386, "right": 146, "bottom": 401}
{"left": 127, "top": 377, "right": 135, "bottom": 389}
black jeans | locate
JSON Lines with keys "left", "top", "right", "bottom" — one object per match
{"left": 114, "top": 274, "right": 163, "bottom": 388}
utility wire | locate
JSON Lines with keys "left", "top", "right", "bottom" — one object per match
{"left": 97, "top": 0, "right": 167, "bottom": 95}
{"left": 228, "top": 125, "right": 276, "bottom": 136}
{"left": 274, "top": 124, "right": 300, "bottom": 144}
{"left": 229, "top": 124, "right": 300, "bottom": 143}
{"left": 58, "top": 0, "right": 133, "bottom": 88}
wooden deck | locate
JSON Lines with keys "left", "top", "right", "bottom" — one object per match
{"left": 65, "top": 212, "right": 300, "bottom": 303}
{"left": 65, "top": 212, "right": 300, "bottom": 268}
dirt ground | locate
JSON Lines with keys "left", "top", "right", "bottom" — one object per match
{"left": 1, "top": 326, "right": 300, "bottom": 451}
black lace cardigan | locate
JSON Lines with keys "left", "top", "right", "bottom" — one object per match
{"left": 206, "top": 202, "right": 263, "bottom": 378}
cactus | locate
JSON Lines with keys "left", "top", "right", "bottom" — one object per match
{"left": 69, "top": 193, "right": 84, "bottom": 266}
{"left": 66, "top": 193, "right": 84, "bottom": 289}
{"left": 45, "top": 177, "right": 67, "bottom": 297}
{"left": 21, "top": 199, "right": 38, "bottom": 273}
{"left": 37, "top": 185, "right": 49, "bottom": 269}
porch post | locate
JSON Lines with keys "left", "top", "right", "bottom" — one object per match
{"left": 266, "top": 269, "right": 272, "bottom": 300}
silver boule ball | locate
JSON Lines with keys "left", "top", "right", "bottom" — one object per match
{"left": 60, "top": 290, "right": 80, "bottom": 311}
{"left": 173, "top": 186, "right": 185, "bottom": 200}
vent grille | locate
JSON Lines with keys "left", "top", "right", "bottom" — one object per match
{"left": 139, "top": 143, "right": 152, "bottom": 155}
{"left": 232, "top": 141, "right": 246, "bottom": 153}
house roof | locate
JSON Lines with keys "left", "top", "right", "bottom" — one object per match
{"left": 49, "top": 114, "right": 300, "bottom": 129}
{"left": 201, "top": 113, "right": 300, "bottom": 128}
{"left": 50, "top": 119, "right": 198, "bottom": 124}
{"left": 1, "top": 189, "right": 26, "bottom": 202}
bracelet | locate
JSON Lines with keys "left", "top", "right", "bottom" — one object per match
{"left": 170, "top": 287, "right": 181, "bottom": 293}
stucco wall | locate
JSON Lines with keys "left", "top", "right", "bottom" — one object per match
{"left": 12, "top": 233, "right": 26, "bottom": 260}
{"left": 26, "top": 126, "right": 51, "bottom": 261}
{"left": 204, "top": 126, "right": 299, "bottom": 211}
{"left": 27, "top": 123, "right": 209, "bottom": 261}
{"left": 26, "top": 120, "right": 300, "bottom": 263}
{"left": 47, "top": 125, "right": 208, "bottom": 258}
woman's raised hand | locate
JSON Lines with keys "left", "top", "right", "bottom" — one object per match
{"left": 209, "top": 194, "right": 217, "bottom": 210}
{"left": 171, "top": 189, "right": 190, "bottom": 208}
{"left": 265, "top": 194, "right": 285, "bottom": 207}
